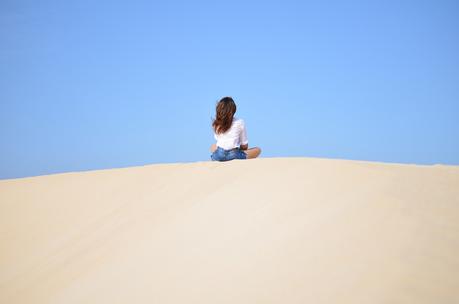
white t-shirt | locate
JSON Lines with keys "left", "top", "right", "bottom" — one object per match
{"left": 214, "top": 117, "right": 249, "bottom": 150}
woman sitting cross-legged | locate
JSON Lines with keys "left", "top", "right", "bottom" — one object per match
{"left": 210, "top": 96, "right": 261, "bottom": 161}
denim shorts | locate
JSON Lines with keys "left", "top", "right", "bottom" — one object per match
{"left": 211, "top": 146, "right": 247, "bottom": 161}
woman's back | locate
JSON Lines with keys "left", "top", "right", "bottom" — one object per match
{"left": 214, "top": 117, "right": 248, "bottom": 150}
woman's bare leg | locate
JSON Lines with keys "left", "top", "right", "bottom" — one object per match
{"left": 244, "top": 147, "right": 261, "bottom": 159}
{"left": 210, "top": 143, "right": 217, "bottom": 153}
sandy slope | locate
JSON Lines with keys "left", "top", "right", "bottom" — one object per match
{"left": 1, "top": 157, "right": 458, "bottom": 303}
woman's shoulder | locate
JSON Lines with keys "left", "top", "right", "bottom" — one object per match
{"left": 232, "top": 116, "right": 245, "bottom": 125}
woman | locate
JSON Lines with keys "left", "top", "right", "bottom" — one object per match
{"left": 210, "top": 97, "right": 261, "bottom": 161}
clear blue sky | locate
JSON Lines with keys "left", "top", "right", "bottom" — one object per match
{"left": 1, "top": 0, "right": 458, "bottom": 179}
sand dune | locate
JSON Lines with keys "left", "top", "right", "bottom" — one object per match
{"left": 1, "top": 157, "right": 458, "bottom": 303}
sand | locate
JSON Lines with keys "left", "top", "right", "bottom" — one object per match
{"left": 1, "top": 157, "right": 458, "bottom": 303}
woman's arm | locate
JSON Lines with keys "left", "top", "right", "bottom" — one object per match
{"left": 239, "top": 120, "right": 249, "bottom": 150}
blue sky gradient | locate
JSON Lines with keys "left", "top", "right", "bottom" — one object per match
{"left": 1, "top": 0, "right": 458, "bottom": 179}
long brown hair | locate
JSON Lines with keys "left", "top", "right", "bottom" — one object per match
{"left": 212, "top": 96, "right": 237, "bottom": 134}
